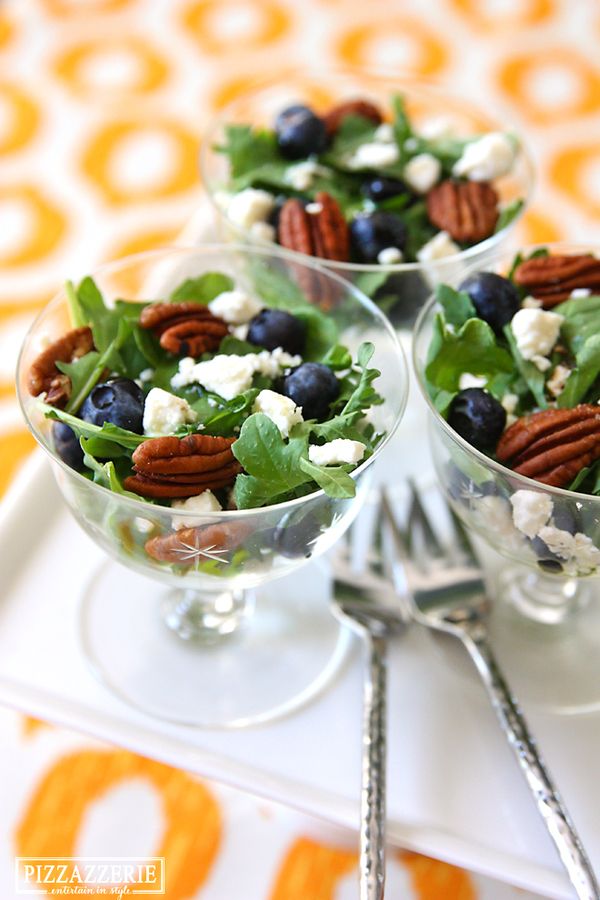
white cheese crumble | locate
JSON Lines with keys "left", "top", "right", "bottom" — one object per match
{"left": 538, "top": 527, "right": 600, "bottom": 575}
{"left": 458, "top": 373, "right": 487, "bottom": 390}
{"left": 253, "top": 389, "right": 303, "bottom": 438}
{"left": 232, "top": 323, "right": 249, "bottom": 341}
{"left": 249, "top": 221, "right": 276, "bottom": 243}
{"left": 501, "top": 392, "right": 519, "bottom": 415}
{"left": 286, "top": 160, "right": 330, "bottom": 191}
{"left": 416, "top": 230, "right": 460, "bottom": 262}
{"left": 374, "top": 123, "right": 394, "bottom": 142}
{"left": 452, "top": 132, "right": 517, "bottom": 181}
{"left": 510, "top": 490, "right": 553, "bottom": 539}
{"left": 472, "top": 495, "right": 516, "bottom": 542}
{"left": 305, "top": 202, "right": 323, "bottom": 214}
{"left": 570, "top": 288, "right": 591, "bottom": 298}
{"left": 418, "top": 116, "right": 455, "bottom": 141}
{"left": 510, "top": 308, "right": 564, "bottom": 371}
{"left": 308, "top": 438, "right": 366, "bottom": 467}
{"left": 522, "top": 295, "right": 543, "bottom": 309}
{"left": 171, "top": 491, "right": 223, "bottom": 529}
{"left": 377, "top": 246, "right": 403, "bottom": 265}
{"left": 347, "top": 141, "right": 399, "bottom": 170}
{"left": 227, "top": 188, "right": 275, "bottom": 230}
{"left": 208, "top": 289, "right": 262, "bottom": 325}
{"left": 139, "top": 367, "right": 154, "bottom": 383}
{"left": 142, "top": 388, "right": 197, "bottom": 435}
{"left": 171, "top": 349, "right": 302, "bottom": 401}
{"left": 403, "top": 153, "right": 441, "bottom": 194}
{"left": 546, "top": 363, "right": 571, "bottom": 398}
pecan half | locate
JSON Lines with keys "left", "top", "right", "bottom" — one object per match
{"left": 278, "top": 192, "right": 349, "bottom": 308}
{"left": 124, "top": 433, "right": 241, "bottom": 498}
{"left": 145, "top": 520, "right": 252, "bottom": 565}
{"left": 426, "top": 179, "right": 499, "bottom": 243}
{"left": 496, "top": 404, "right": 600, "bottom": 487}
{"left": 27, "top": 326, "right": 94, "bottom": 407}
{"left": 513, "top": 254, "right": 600, "bottom": 308}
{"left": 140, "top": 302, "right": 228, "bottom": 356}
{"left": 323, "top": 99, "right": 383, "bottom": 137}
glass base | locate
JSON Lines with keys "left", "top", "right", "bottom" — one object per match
{"left": 79, "top": 560, "right": 352, "bottom": 728}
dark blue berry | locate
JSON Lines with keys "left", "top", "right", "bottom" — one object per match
{"left": 80, "top": 377, "right": 144, "bottom": 433}
{"left": 530, "top": 536, "right": 564, "bottom": 574}
{"left": 350, "top": 212, "right": 407, "bottom": 263}
{"left": 283, "top": 362, "right": 340, "bottom": 421}
{"left": 372, "top": 271, "right": 429, "bottom": 327}
{"left": 275, "top": 105, "right": 328, "bottom": 160}
{"left": 458, "top": 272, "right": 520, "bottom": 335}
{"left": 270, "top": 510, "right": 322, "bottom": 559}
{"left": 52, "top": 421, "right": 84, "bottom": 470}
{"left": 247, "top": 309, "right": 306, "bottom": 355}
{"left": 447, "top": 388, "right": 506, "bottom": 452}
{"left": 361, "top": 176, "right": 409, "bottom": 203}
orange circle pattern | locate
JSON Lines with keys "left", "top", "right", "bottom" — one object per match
{"left": 335, "top": 18, "right": 449, "bottom": 77}
{"left": 0, "top": 185, "right": 67, "bottom": 267}
{"left": 448, "top": 0, "right": 555, "bottom": 31}
{"left": 181, "top": 0, "right": 291, "bottom": 55}
{"left": 549, "top": 143, "right": 600, "bottom": 219}
{"left": 53, "top": 37, "right": 170, "bottom": 98}
{"left": 0, "top": 83, "right": 40, "bottom": 153}
{"left": 40, "top": 0, "right": 133, "bottom": 15}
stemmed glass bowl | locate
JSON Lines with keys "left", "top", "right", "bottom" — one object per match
{"left": 413, "top": 242, "right": 600, "bottom": 714}
{"left": 17, "top": 244, "right": 408, "bottom": 727}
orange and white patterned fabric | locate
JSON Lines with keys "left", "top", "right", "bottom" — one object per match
{"left": 1, "top": 0, "right": 598, "bottom": 896}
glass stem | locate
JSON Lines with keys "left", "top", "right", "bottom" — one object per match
{"left": 161, "top": 588, "right": 254, "bottom": 642}
{"left": 501, "top": 569, "right": 590, "bottom": 625}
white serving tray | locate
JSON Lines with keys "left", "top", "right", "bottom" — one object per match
{"left": 1, "top": 449, "right": 598, "bottom": 899}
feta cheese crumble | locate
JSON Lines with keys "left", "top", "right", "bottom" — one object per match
{"left": 452, "top": 132, "right": 516, "bottom": 181}
{"left": 510, "top": 490, "right": 553, "bottom": 539}
{"left": 418, "top": 116, "right": 455, "bottom": 141}
{"left": 253, "top": 389, "right": 303, "bottom": 438}
{"left": 537, "top": 527, "right": 600, "bottom": 575}
{"left": 377, "top": 246, "right": 403, "bottom": 265}
{"left": 308, "top": 439, "right": 366, "bottom": 466}
{"left": 347, "top": 142, "right": 399, "bottom": 170}
{"left": 249, "top": 221, "right": 276, "bottom": 243}
{"left": 208, "top": 289, "right": 263, "bottom": 325}
{"left": 522, "top": 295, "right": 543, "bottom": 309}
{"left": 171, "top": 491, "right": 223, "bottom": 529}
{"left": 171, "top": 349, "right": 302, "bottom": 401}
{"left": 374, "top": 123, "right": 395, "bottom": 143}
{"left": 227, "top": 188, "right": 275, "bottom": 229}
{"left": 458, "top": 373, "right": 487, "bottom": 390}
{"left": 286, "top": 160, "right": 330, "bottom": 191}
{"left": 570, "top": 288, "right": 591, "bottom": 299}
{"left": 510, "top": 308, "right": 563, "bottom": 371}
{"left": 142, "top": 388, "right": 197, "bottom": 435}
{"left": 403, "top": 153, "right": 441, "bottom": 194}
{"left": 416, "top": 231, "right": 460, "bottom": 262}
{"left": 546, "top": 364, "right": 571, "bottom": 398}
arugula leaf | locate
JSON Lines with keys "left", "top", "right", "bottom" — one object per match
{"left": 495, "top": 198, "right": 524, "bottom": 234}
{"left": 217, "top": 124, "right": 281, "bottom": 180}
{"left": 299, "top": 458, "right": 356, "bottom": 498}
{"left": 396, "top": 201, "right": 438, "bottom": 262}
{"left": 354, "top": 271, "right": 389, "bottom": 298}
{"left": 43, "top": 404, "right": 146, "bottom": 450}
{"left": 170, "top": 272, "right": 234, "bottom": 303}
{"left": 232, "top": 413, "right": 311, "bottom": 508}
{"left": 294, "top": 307, "right": 339, "bottom": 361}
{"left": 426, "top": 315, "right": 513, "bottom": 394}
{"left": 55, "top": 351, "right": 103, "bottom": 413}
{"left": 391, "top": 94, "right": 412, "bottom": 161}
{"left": 555, "top": 295, "right": 600, "bottom": 352}
{"left": 435, "top": 283, "right": 476, "bottom": 328}
{"left": 322, "top": 114, "right": 379, "bottom": 168}
{"left": 202, "top": 389, "right": 259, "bottom": 436}
{"left": 320, "top": 344, "right": 352, "bottom": 371}
{"left": 65, "top": 280, "right": 87, "bottom": 328}
{"left": 557, "top": 334, "right": 600, "bottom": 408}
{"left": 503, "top": 325, "right": 548, "bottom": 408}
{"left": 219, "top": 335, "right": 260, "bottom": 355}
{"left": 339, "top": 342, "right": 382, "bottom": 415}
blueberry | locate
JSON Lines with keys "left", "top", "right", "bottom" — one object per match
{"left": 52, "top": 421, "right": 84, "bottom": 470}
{"left": 458, "top": 272, "right": 520, "bottom": 335}
{"left": 275, "top": 104, "right": 328, "bottom": 160}
{"left": 270, "top": 510, "right": 323, "bottom": 559}
{"left": 350, "top": 212, "right": 407, "bottom": 263}
{"left": 283, "top": 362, "right": 340, "bottom": 421}
{"left": 247, "top": 308, "right": 306, "bottom": 355}
{"left": 361, "top": 176, "right": 409, "bottom": 203}
{"left": 530, "top": 536, "right": 564, "bottom": 574}
{"left": 80, "top": 377, "right": 144, "bottom": 433}
{"left": 552, "top": 501, "right": 580, "bottom": 535}
{"left": 372, "top": 271, "right": 430, "bottom": 327}
{"left": 447, "top": 388, "right": 506, "bottom": 452}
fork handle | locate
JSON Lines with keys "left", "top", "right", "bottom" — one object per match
{"left": 465, "top": 631, "right": 600, "bottom": 900}
{"left": 360, "top": 633, "right": 387, "bottom": 900}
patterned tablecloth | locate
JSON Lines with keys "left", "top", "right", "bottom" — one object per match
{"left": 1, "top": 0, "right": 598, "bottom": 896}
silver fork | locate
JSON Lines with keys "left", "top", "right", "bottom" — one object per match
{"left": 330, "top": 500, "right": 406, "bottom": 900}
{"left": 381, "top": 482, "right": 600, "bottom": 900}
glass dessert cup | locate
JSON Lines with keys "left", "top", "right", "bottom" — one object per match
{"left": 200, "top": 68, "right": 534, "bottom": 473}
{"left": 17, "top": 244, "right": 408, "bottom": 727}
{"left": 412, "top": 243, "right": 600, "bottom": 714}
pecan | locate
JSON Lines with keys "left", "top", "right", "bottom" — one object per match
{"left": 140, "top": 302, "right": 228, "bottom": 356}
{"left": 323, "top": 99, "right": 383, "bottom": 137}
{"left": 124, "top": 433, "right": 241, "bottom": 498}
{"left": 426, "top": 179, "right": 499, "bottom": 243}
{"left": 513, "top": 254, "right": 600, "bottom": 308}
{"left": 145, "top": 520, "right": 252, "bottom": 565}
{"left": 278, "top": 192, "right": 349, "bottom": 308}
{"left": 27, "top": 326, "right": 94, "bottom": 407}
{"left": 496, "top": 404, "right": 600, "bottom": 487}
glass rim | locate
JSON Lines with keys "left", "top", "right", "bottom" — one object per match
{"left": 199, "top": 64, "right": 536, "bottom": 274}
{"left": 412, "top": 240, "right": 600, "bottom": 504}
{"left": 17, "top": 241, "right": 408, "bottom": 520}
